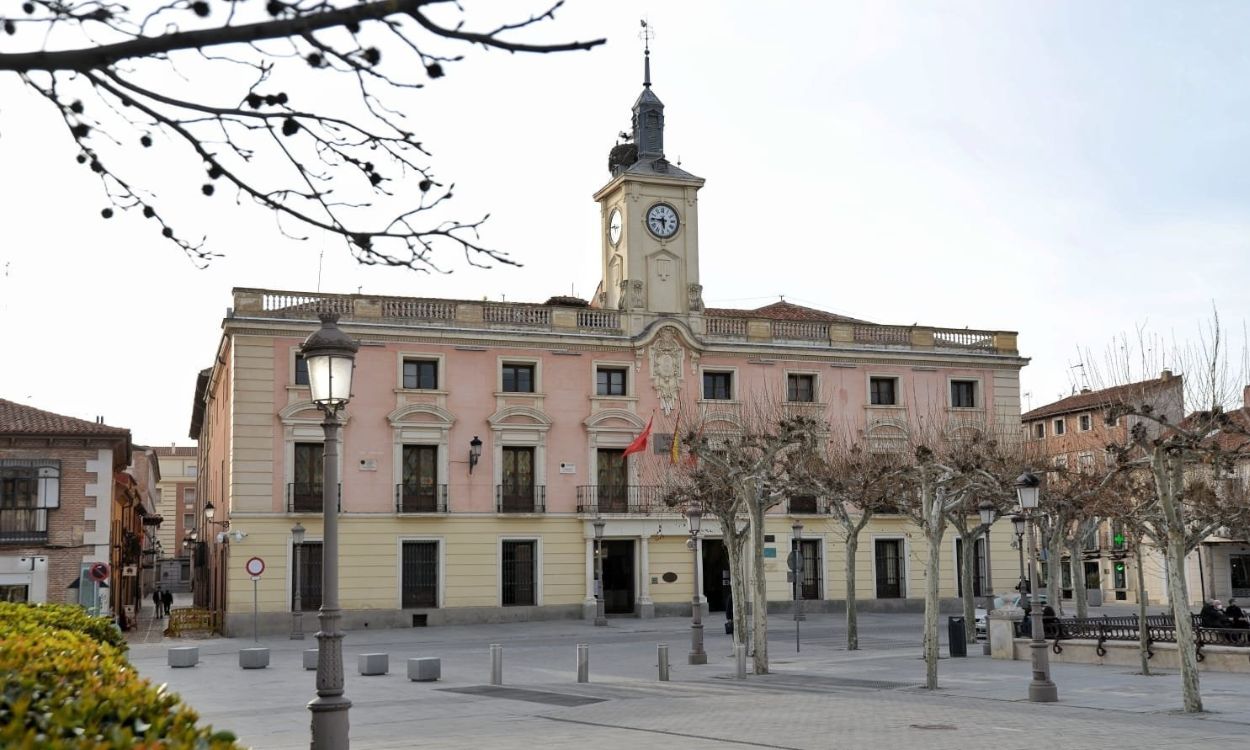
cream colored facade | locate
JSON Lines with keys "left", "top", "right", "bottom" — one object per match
{"left": 190, "top": 64, "right": 1030, "bottom": 635}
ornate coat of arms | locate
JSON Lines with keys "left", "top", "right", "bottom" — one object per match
{"left": 648, "top": 327, "right": 684, "bottom": 415}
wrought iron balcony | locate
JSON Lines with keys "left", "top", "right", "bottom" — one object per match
{"left": 286, "top": 483, "right": 341, "bottom": 513}
{"left": 395, "top": 484, "right": 448, "bottom": 514}
{"left": 0, "top": 508, "right": 48, "bottom": 543}
{"left": 787, "top": 495, "right": 829, "bottom": 515}
{"left": 495, "top": 485, "right": 546, "bottom": 514}
{"left": 575, "top": 486, "right": 665, "bottom": 514}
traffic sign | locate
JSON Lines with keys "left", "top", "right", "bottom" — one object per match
{"left": 245, "top": 556, "right": 265, "bottom": 577}
{"left": 88, "top": 562, "right": 110, "bottom": 582}
{"left": 786, "top": 551, "right": 804, "bottom": 573}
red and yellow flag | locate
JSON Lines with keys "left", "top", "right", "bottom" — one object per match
{"left": 622, "top": 415, "right": 653, "bottom": 458}
{"left": 670, "top": 412, "right": 681, "bottom": 465}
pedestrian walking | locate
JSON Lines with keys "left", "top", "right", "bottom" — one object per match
{"left": 162, "top": 589, "right": 173, "bottom": 617}
{"left": 152, "top": 587, "right": 163, "bottom": 619}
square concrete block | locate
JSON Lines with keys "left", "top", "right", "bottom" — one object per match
{"left": 407, "top": 657, "right": 440, "bottom": 682}
{"left": 168, "top": 646, "right": 199, "bottom": 668}
{"left": 239, "top": 647, "right": 270, "bottom": 669}
{"left": 303, "top": 648, "right": 318, "bottom": 670}
{"left": 358, "top": 652, "right": 388, "bottom": 676}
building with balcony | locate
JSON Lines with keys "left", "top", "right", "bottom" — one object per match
{"left": 0, "top": 399, "right": 132, "bottom": 618}
{"left": 189, "top": 60, "right": 1029, "bottom": 634}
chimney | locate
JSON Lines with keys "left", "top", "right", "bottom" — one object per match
{"left": 1080, "top": 387, "right": 1091, "bottom": 394}
{"left": 1160, "top": 369, "right": 1173, "bottom": 380}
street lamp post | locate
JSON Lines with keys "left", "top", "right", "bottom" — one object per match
{"left": 792, "top": 521, "right": 804, "bottom": 653}
{"left": 1011, "top": 513, "right": 1028, "bottom": 610}
{"left": 302, "top": 312, "right": 358, "bottom": 748}
{"left": 291, "top": 522, "right": 305, "bottom": 640}
{"left": 686, "top": 499, "right": 707, "bottom": 665}
{"left": 593, "top": 519, "right": 607, "bottom": 626}
{"left": 1016, "top": 472, "right": 1058, "bottom": 703}
{"left": 978, "top": 499, "right": 997, "bottom": 656}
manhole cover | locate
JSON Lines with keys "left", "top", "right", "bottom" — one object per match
{"left": 910, "top": 724, "right": 958, "bottom": 731}
{"left": 437, "top": 686, "right": 605, "bottom": 707}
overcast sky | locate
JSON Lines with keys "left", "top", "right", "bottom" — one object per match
{"left": 2, "top": 1, "right": 1248, "bottom": 446}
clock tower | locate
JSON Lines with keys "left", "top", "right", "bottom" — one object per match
{"left": 593, "top": 47, "right": 705, "bottom": 320}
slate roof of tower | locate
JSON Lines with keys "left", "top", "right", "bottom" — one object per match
{"left": 0, "top": 398, "right": 130, "bottom": 436}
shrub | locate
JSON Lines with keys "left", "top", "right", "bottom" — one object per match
{"left": 0, "top": 603, "right": 240, "bottom": 749}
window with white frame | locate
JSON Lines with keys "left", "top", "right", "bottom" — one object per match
{"left": 1053, "top": 418, "right": 1066, "bottom": 436}
{"left": 870, "top": 377, "right": 898, "bottom": 406}
{"left": 703, "top": 371, "right": 734, "bottom": 401}
{"left": 1077, "top": 452, "right": 1094, "bottom": 471}
{"left": 596, "top": 367, "right": 627, "bottom": 396}
{"left": 502, "top": 363, "right": 536, "bottom": 393}
{"left": 787, "top": 373, "right": 816, "bottom": 403}
{"left": 1079, "top": 414, "right": 1092, "bottom": 432}
{"left": 402, "top": 358, "right": 439, "bottom": 390}
{"left": 950, "top": 380, "right": 977, "bottom": 408}
{"left": 1033, "top": 422, "right": 1045, "bottom": 439}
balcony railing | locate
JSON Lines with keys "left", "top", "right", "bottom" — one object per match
{"left": 395, "top": 484, "right": 448, "bottom": 514}
{"left": 575, "top": 486, "right": 665, "bottom": 514}
{"left": 286, "top": 483, "right": 341, "bottom": 513}
{"left": 787, "top": 495, "right": 829, "bottom": 515}
{"left": 0, "top": 508, "right": 48, "bottom": 543}
{"left": 495, "top": 485, "right": 546, "bottom": 514}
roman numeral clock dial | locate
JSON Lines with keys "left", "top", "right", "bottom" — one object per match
{"left": 646, "top": 203, "right": 679, "bottom": 239}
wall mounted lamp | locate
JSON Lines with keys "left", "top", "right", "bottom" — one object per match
{"left": 469, "top": 436, "right": 483, "bottom": 474}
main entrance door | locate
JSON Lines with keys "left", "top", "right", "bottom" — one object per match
{"left": 601, "top": 539, "right": 635, "bottom": 614}
{"left": 875, "top": 539, "right": 904, "bottom": 599}
{"left": 701, "top": 539, "right": 731, "bottom": 612}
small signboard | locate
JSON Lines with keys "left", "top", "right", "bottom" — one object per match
{"left": 762, "top": 547, "right": 777, "bottom": 559}
{"left": 88, "top": 562, "right": 110, "bottom": 582}
{"left": 245, "top": 556, "right": 265, "bottom": 577}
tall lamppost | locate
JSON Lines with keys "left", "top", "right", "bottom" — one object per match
{"left": 593, "top": 519, "right": 607, "bottom": 626}
{"left": 1016, "top": 472, "right": 1058, "bottom": 703}
{"left": 792, "top": 520, "right": 804, "bottom": 653}
{"left": 1011, "top": 513, "right": 1028, "bottom": 609}
{"left": 291, "top": 522, "right": 305, "bottom": 640}
{"left": 302, "top": 312, "right": 358, "bottom": 748}
{"left": 686, "top": 498, "right": 707, "bottom": 665}
{"left": 978, "top": 499, "right": 997, "bottom": 656}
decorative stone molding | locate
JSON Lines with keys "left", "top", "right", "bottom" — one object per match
{"left": 648, "top": 327, "right": 685, "bottom": 416}
{"left": 687, "top": 283, "right": 704, "bottom": 312}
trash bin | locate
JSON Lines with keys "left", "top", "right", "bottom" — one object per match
{"left": 948, "top": 616, "right": 967, "bottom": 657}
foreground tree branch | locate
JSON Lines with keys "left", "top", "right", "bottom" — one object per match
{"left": 0, "top": 1, "right": 605, "bottom": 268}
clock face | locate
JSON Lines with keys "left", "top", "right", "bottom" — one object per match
{"left": 608, "top": 208, "right": 622, "bottom": 246}
{"left": 646, "top": 203, "right": 679, "bottom": 239}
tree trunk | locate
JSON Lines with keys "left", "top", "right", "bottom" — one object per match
{"left": 1070, "top": 536, "right": 1089, "bottom": 619}
{"left": 845, "top": 532, "right": 859, "bottom": 651}
{"left": 748, "top": 501, "right": 770, "bottom": 675}
{"left": 1165, "top": 530, "right": 1202, "bottom": 712}
{"left": 720, "top": 520, "right": 750, "bottom": 658}
{"left": 923, "top": 527, "right": 944, "bottom": 690}
{"left": 1046, "top": 535, "right": 1063, "bottom": 615}
{"left": 958, "top": 529, "right": 978, "bottom": 645}
{"left": 1136, "top": 539, "right": 1150, "bottom": 676}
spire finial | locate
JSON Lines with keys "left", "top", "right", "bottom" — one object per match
{"left": 640, "top": 18, "right": 654, "bottom": 88}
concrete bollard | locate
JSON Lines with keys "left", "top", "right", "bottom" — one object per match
{"left": 239, "top": 647, "right": 270, "bottom": 670}
{"left": 735, "top": 644, "right": 747, "bottom": 679}
{"left": 168, "top": 646, "right": 198, "bottom": 668}
{"left": 576, "top": 643, "right": 589, "bottom": 683}
{"left": 490, "top": 644, "right": 503, "bottom": 686}
{"left": 657, "top": 643, "right": 670, "bottom": 682}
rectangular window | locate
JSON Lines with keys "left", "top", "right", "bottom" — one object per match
{"left": 1078, "top": 452, "right": 1094, "bottom": 470}
{"left": 291, "top": 541, "right": 323, "bottom": 611}
{"left": 596, "top": 449, "right": 628, "bottom": 513}
{"left": 399, "top": 446, "right": 439, "bottom": 512}
{"left": 955, "top": 538, "right": 987, "bottom": 598}
{"left": 294, "top": 354, "right": 309, "bottom": 386}
{"left": 1230, "top": 554, "right": 1250, "bottom": 592}
{"left": 795, "top": 539, "right": 821, "bottom": 600}
{"left": 869, "top": 377, "right": 898, "bottom": 406}
{"left": 950, "top": 380, "right": 977, "bottom": 408}
{"left": 186, "top": 465, "right": 197, "bottom": 478}
{"left": 401, "top": 541, "right": 439, "bottom": 608}
{"left": 0, "top": 465, "right": 48, "bottom": 540}
{"left": 703, "top": 371, "right": 733, "bottom": 400}
{"left": 402, "top": 359, "right": 439, "bottom": 390}
{"left": 1053, "top": 418, "right": 1066, "bottom": 436}
{"left": 501, "top": 540, "right": 537, "bottom": 606}
{"left": 1079, "top": 414, "right": 1092, "bottom": 432}
{"left": 500, "top": 447, "right": 535, "bottom": 512}
{"left": 183, "top": 513, "right": 194, "bottom": 532}
{"left": 183, "top": 487, "right": 196, "bottom": 505}
{"left": 1053, "top": 454, "right": 1068, "bottom": 470}
{"left": 1033, "top": 423, "right": 1045, "bottom": 439}
{"left": 502, "top": 364, "right": 535, "bottom": 393}
{"left": 789, "top": 495, "right": 818, "bottom": 514}
{"left": 291, "top": 443, "right": 324, "bottom": 512}
{"left": 0, "top": 584, "right": 28, "bottom": 603}
{"left": 596, "top": 367, "right": 627, "bottom": 396}
{"left": 787, "top": 374, "right": 815, "bottom": 403}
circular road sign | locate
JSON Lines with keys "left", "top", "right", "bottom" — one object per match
{"left": 88, "top": 562, "right": 110, "bottom": 582}
{"left": 245, "top": 557, "right": 265, "bottom": 577}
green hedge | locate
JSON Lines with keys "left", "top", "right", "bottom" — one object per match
{"left": 0, "top": 603, "right": 240, "bottom": 749}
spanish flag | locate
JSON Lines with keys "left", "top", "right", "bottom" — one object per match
{"left": 670, "top": 412, "right": 681, "bottom": 465}
{"left": 622, "top": 415, "right": 653, "bottom": 458}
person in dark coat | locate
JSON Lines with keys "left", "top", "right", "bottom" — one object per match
{"left": 1224, "top": 599, "right": 1247, "bottom": 628}
{"left": 1199, "top": 600, "right": 1227, "bottom": 628}
{"left": 152, "top": 588, "right": 163, "bottom": 619}
{"left": 161, "top": 589, "right": 173, "bottom": 617}
{"left": 1042, "top": 605, "right": 1059, "bottom": 638}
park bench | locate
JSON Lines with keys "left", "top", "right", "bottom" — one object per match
{"left": 1046, "top": 614, "right": 1250, "bottom": 663}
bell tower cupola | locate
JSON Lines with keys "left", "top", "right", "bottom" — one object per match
{"left": 593, "top": 22, "right": 706, "bottom": 322}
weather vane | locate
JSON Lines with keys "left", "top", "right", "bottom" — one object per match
{"left": 640, "top": 19, "right": 655, "bottom": 87}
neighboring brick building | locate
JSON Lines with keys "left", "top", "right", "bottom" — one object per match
{"left": 151, "top": 445, "right": 198, "bottom": 592}
{"left": 0, "top": 399, "right": 132, "bottom": 619}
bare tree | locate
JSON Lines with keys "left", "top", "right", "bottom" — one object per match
{"left": 0, "top": 1, "right": 603, "bottom": 268}
{"left": 789, "top": 434, "right": 905, "bottom": 651}
{"left": 945, "top": 476, "right": 1017, "bottom": 646}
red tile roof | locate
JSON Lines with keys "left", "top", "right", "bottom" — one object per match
{"left": 152, "top": 446, "right": 197, "bottom": 456}
{"left": 1176, "top": 407, "right": 1250, "bottom": 452}
{"left": 704, "top": 301, "right": 867, "bottom": 324}
{"left": 0, "top": 399, "right": 131, "bottom": 437}
{"left": 1022, "top": 374, "right": 1180, "bottom": 421}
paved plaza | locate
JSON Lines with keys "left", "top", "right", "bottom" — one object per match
{"left": 126, "top": 600, "right": 1250, "bottom": 750}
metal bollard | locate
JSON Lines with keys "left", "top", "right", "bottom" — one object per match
{"left": 490, "top": 643, "right": 503, "bottom": 685}
{"left": 576, "top": 643, "right": 589, "bottom": 683}
{"left": 735, "top": 643, "right": 747, "bottom": 679}
{"left": 657, "top": 643, "right": 670, "bottom": 681}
